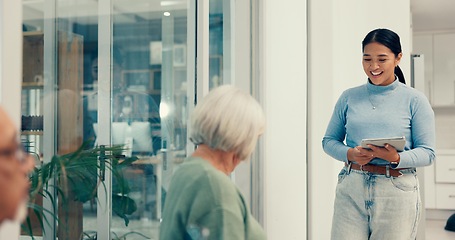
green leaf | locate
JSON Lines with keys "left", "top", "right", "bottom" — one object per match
{"left": 26, "top": 142, "right": 140, "bottom": 238}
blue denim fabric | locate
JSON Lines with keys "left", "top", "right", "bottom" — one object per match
{"left": 331, "top": 166, "right": 421, "bottom": 240}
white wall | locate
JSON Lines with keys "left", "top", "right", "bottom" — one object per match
{"left": 231, "top": 0, "right": 253, "bottom": 206}
{"left": 0, "top": 0, "right": 22, "bottom": 120}
{"left": 308, "top": 0, "right": 411, "bottom": 239}
{"left": 307, "top": 1, "right": 338, "bottom": 240}
{"left": 261, "top": 0, "right": 308, "bottom": 239}
{"left": 0, "top": 0, "right": 24, "bottom": 239}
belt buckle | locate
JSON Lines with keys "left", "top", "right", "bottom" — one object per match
{"left": 386, "top": 165, "right": 391, "bottom": 178}
{"left": 347, "top": 162, "right": 352, "bottom": 173}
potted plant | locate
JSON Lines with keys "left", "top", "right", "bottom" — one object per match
{"left": 22, "top": 142, "right": 139, "bottom": 239}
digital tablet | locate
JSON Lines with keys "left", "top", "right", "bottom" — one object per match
{"left": 360, "top": 136, "right": 406, "bottom": 152}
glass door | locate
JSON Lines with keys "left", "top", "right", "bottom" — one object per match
{"left": 101, "top": 0, "right": 192, "bottom": 239}
{"left": 22, "top": 0, "right": 194, "bottom": 239}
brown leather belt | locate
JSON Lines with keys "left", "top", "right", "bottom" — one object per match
{"left": 346, "top": 162, "right": 407, "bottom": 177}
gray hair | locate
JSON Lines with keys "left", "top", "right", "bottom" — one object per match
{"left": 189, "top": 85, "right": 265, "bottom": 160}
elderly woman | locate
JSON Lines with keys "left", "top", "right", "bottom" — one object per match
{"left": 159, "top": 85, "right": 266, "bottom": 240}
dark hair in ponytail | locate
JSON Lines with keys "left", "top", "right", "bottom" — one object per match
{"left": 362, "top": 28, "right": 406, "bottom": 84}
{"left": 394, "top": 66, "right": 405, "bottom": 84}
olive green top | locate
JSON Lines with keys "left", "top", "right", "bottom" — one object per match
{"left": 159, "top": 157, "right": 266, "bottom": 240}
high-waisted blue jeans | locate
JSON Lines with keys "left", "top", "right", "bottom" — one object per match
{"left": 331, "top": 166, "right": 420, "bottom": 240}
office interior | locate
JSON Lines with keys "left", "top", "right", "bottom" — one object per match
{"left": 0, "top": 0, "right": 453, "bottom": 239}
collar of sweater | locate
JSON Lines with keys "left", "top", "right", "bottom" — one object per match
{"left": 366, "top": 78, "right": 400, "bottom": 95}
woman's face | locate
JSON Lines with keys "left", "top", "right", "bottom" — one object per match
{"left": 362, "top": 42, "right": 402, "bottom": 86}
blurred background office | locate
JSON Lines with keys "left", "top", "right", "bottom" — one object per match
{"left": 0, "top": 0, "right": 454, "bottom": 239}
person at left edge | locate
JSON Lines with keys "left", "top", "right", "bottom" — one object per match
{"left": 0, "top": 106, "right": 34, "bottom": 224}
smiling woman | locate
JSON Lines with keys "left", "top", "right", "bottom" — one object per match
{"left": 362, "top": 29, "right": 404, "bottom": 86}
{"left": 362, "top": 42, "right": 402, "bottom": 86}
{"left": 323, "top": 28, "right": 436, "bottom": 240}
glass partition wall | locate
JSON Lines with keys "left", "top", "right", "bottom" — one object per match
{"left": 21, "top": 0, "right": 233, "bottom": 239}
{"left": 22, "top": 0, "right": 192, "bottom": 239}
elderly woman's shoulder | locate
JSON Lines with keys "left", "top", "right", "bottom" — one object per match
{"left": 176, "top": 157, "right": 240, "bottom": 195}
{"left": 177, "top": 157, "right": 234, "bottom": 183}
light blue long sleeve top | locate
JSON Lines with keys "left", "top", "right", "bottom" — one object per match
{"left": 322, "top": 79, "right": 435, "bottom": 168}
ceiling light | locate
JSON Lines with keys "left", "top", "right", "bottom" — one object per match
{"left": 161, "top": 1, "right": 181, "bottom": 7}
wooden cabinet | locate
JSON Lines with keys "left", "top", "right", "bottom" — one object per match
{"left": 22, "top": 31, "right": 84, "bottom": 155}
{"left": 21, "top": 31, "right": 84, "bottom": 239}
